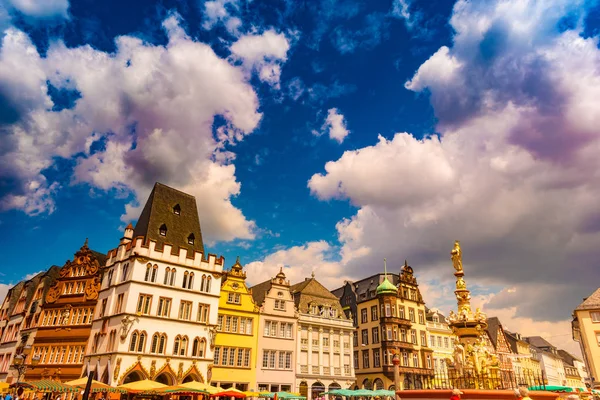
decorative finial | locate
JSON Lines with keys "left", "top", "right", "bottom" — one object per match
{"left": 236, "top": 256, "right": 240, "bottom": 265}
{"left": 404, "top": 259, "right": 408, "bottom": 268}
{"left": 384, "top": 258, "right": 387, "bottom": 277}
{"left": 311, "top": 270, "right": 315, "bottom": 278}
{"left": 84, "top": 238, "right": 89, "bottom": 247}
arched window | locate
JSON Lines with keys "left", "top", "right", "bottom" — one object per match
{"left": 122, "top": 263, "right": 129, "bottom": 282}
{"left": 173, "top": 204, "right": 181, "bottom": 215}
{"left": 144, "top": 264, "right": 152, "bottom": 282}
{"left": 151, "top": 334, "right": 159, "bottom": 353}
{"left": 201, "top": 275, "right": 207, "bottom": 292}
{"left": 188, "top": 273, "right": 194, "bottom": 289}
{"left": 180, "top": 336, "right": 188, "bottom": 356}
{"left": 151, "top": 265, "right": 158, "bottom": 282}
{"left": 206, "top": 276, "right": 211, "bottom": 292}
{"left": 174, "top": 336, "right": 181, "bottom": 355}
{"left": 164, "top": 268, "right": 170, "bottom": 285}
{"left": 170, "top": 269, "right": 176, "bottom": 286}
{"left": 187, "top": 233, "right": 195, "bottom": 245}
{"left": 198, "top": 338, "right": 205, "bottom": 357}
{"left": 192, "top": 338, "right": 200, "bottom": 357}
{"left": 159, "top": 224, "right": 167, "bottom": 236}
{"left": 182, "top": 272, "right": 189, "bottom": 289}
{"left": 158, "top": 334, "right": 167, "bottom": 354}
{"left": 130, "top": 331, "right": 139, "bottom": 352}
{"left": 138, "top": 331, "right": 147, "bottom": 352}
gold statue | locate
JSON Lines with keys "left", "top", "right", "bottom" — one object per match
{"left": 456, "top": 277, "right": 466, "bottom": 289}
{"left": 451, "top": 240, "right": 463, "bottom": 272}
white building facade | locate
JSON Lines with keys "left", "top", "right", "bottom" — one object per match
{"left": 251, "top": 269, "right": 297, "bottom": 393}
{"left": 85, "top": 183, "right": 224, "bottom": 386}
{"left": 291, "top": 277, "right": 355, "bottom": 400}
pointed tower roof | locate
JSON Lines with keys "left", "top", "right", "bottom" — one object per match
{"left": 133, "top": 182, "right": 205, "bottom": 255}
{"left": 377, "top": 258, "right": 397, "bottom": 295}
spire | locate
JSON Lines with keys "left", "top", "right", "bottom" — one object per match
{"left": 235, "top": 255, "right": 241, "bottom": 265}
{"left": 83, "top": 238, "right": 89, "bottom": 248}
{"left": 377, "top": 257, "right": 397, "bottom": 295}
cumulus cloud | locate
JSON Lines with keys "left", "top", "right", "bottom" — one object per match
{"left": 245, "top": 241, "right": 352, "bottom": 289}
{"left": 3, "top": 0, "right": 69, "bottom": 19}
{"left": 230, "top": 29, "right": 290, "bottom": 88}
{"left": 201, "top": 0, "right": 242, "bottom": 36}
{"left": 312, "top": 108, "right": 350, "bottom": 143}
{"left": 0, "top": 13, "right": 273, "bottom": 243}
{"left": 305, "top": 0, "right": 600, "bottom": 326}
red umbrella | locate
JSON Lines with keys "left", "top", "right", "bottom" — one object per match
{"left": 210, "top": 390, "right": 248, "bottom": 398}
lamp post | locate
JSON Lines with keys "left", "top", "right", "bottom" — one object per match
{"left": 392, "top": 353, "right": 400, "bottom": 400}
{"left": 11, "top": 349, "right": 40, "bottom": 384}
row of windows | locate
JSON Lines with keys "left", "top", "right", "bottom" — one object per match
{"left": 41, "top": 307, "right": 94, "bottom": 327}
{"left": 63, "top": 281, "right": 86, "bottom": 295}
{"left": 107, "top": 263, "right": 213, "bottom": 293}
{"left": 308, "top": 304, "right": 338, "bottom": 318}
{"left": 430, "top": 334, "right": 451, "bottom": 349}
{"left": 32, "top": 345, "right": 86, "bottom": 365}
{"left": 360, "top": 305, "right": 425, "bottom": 324}
{"left": 300, "top": 338, "right": 349, "bottom": 349}
{"left": 213, "top": 346, "right": 251, "bottom": 368}
{"left": 216, "top": 315, "right": 253, "bottom": 334}
{"left": 264, "top": 321, "right": 293, "bottom": 338}
{"left": 355, "top": 349, "right": 432, "bottom": 370}
{"left": 262, "top": 350, "right": 292, "bottom": 370}
{"left": 127, "top": 331, "right": 207, "bottom": 357}
{"left": 357, "top": 326, "right": 427, "bottom": 347}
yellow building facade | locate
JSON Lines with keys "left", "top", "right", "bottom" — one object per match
{"left": 505, "top": 332, "right": 543, "bottom": 386}
{"left": 572, "top": 288, "right": 600, "bottom": 388}
{"left": 210, "top": 259, "right": 259, "bottom": 390}
{"left": 425, "top": 309, "right": 455, "bottom": 372}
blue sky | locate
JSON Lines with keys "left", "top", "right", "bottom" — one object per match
{"left": 2, "top": 0, "right": 600, "bottom": 354}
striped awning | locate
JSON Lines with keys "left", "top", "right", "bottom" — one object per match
{"left": 25, "top": 380, "right": 78, "bottom": 393}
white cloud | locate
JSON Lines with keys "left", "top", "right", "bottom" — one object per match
{"left": 245, "top": 241, "right": 351, "bottom": 289}
{"left": 0, "top": 284, "right": 10, "bottom": 306}
{"left": 230, "top": 29, "right": 290, "bottom": 88}
{"left": 202, "top": 0, "right": 241, "bottom": 36}
{"left": 317, "top": 108, "right": 350, "bottom": 144}
{"left": 305, "top": 0, "right": 600, "bottom": 332}
{"left": 3, "top": 0, "right": 68, "bottom": 19}
{"left": 0, "top": 13, "right": 281, "bottom": 243}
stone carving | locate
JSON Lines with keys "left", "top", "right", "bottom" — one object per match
{"left": 45, "top": 283, "right": 61, "bottom": 304}
{"left": 208, "top": 326, "right": 217, "bottom": 349}
{"left": 60, "top": 305, "right": 72, "bottom": 325}
{"left": 59, "top": 265, "right": 71, "bottom": 278}
{"left": 474, "top": 307, "right": 487, "bottom": 323}
{"left": 113, "top": 358, "right": 121, "bottom": 382}
{"left": 85, "top": 277, "right": 101, "bottom": 300}
{"left": 120, "top": 315, "right": 138, "bottom": 340}
{"left": 453, "top": 342, "right": 465, "bottom": 373}
{"left": 177, "top": 362, "right": 184, "bottom": 381}
{"left": 456, "top": 277, "right": 466, "bottom": 290}
{"left": 451, "top": 240, "right": 463, "bottom": 272}
{"left": 150, "top": 360, "right": 156, "bottom": 378}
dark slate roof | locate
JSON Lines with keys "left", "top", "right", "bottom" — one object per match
{"left": 133, "top": 182, "right": 205, "bottom": 255}
{"left": 291, "top": 277, "right": 345, "bottom": 315}
{"left": 575, "top": 288, "right": 600, "bottom": 311}
{"left": 504, "top": 331, "right": 521, "bottom": 354}
{"left": 250, "top": 280, "right": 273, "bottom": 306}
{"left": 426, "top": 307, "right": 447, "bottom": 321}
{"left": 557, "top": 349, "right": 581, "bottom": 366}
{"left": 525, "top": 336, "right": 556, "bottom": 350}
{"left": 90, "top": 250, "right": 107, "bottom": 267}
{"left": 331, "top": 273, "right": 400, "bottom": 302}
{"left": 486, "top": 317, "right": 501, "bottom": 347}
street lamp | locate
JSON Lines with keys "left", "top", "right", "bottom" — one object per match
{"left": 11, "top": 348, "right": 40, "bottom": 384}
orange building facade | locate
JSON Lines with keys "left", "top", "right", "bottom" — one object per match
{"left": 26, "top": 241, "right": 105, "bottom": 382}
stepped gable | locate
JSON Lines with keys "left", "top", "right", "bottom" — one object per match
{"left": 575, "top": 287, "right": 600, "bottom": 310}
{"left": 133, "top": 182, "right": 205, "bottom": 256}
{"left": 291, "top": 276, "right": 344, "bottom": 316}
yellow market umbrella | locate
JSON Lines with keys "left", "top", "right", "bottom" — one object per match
{"left": 0, "top": 382, "right": 9, "bottom": 393}
{"left": 179, "top": 381, "right": 221, "bottom": 394}
{"left": 65, "top": 378, "right": 126, "bottom": 393}
{"left": 117, "top": 380, "right": 167, "bottom": 393}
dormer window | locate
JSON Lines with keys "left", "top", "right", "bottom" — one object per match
{"left": 159, "top": 224, "right": 167, "bottom": 236}
{"left": 187, "top": 233, "right": 195, "bottom": 245}
{"left": 433, "top": 316, "right": 439, "bottom": 323}
{"left": 173, "top": 204, "right": 181, "bottom": 215}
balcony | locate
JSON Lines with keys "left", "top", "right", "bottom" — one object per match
{"left": 381, "top": 315, "right": 412, "bottom": 327}
{"left": 382, "top": 365, "right": 434, "bottom": 377}
{"left": 382, "top": 339, "right": 415, "bottom": 351}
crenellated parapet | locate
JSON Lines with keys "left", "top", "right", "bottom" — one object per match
{"left": 105, "top": 235, "right": 225, "bottom": 272}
